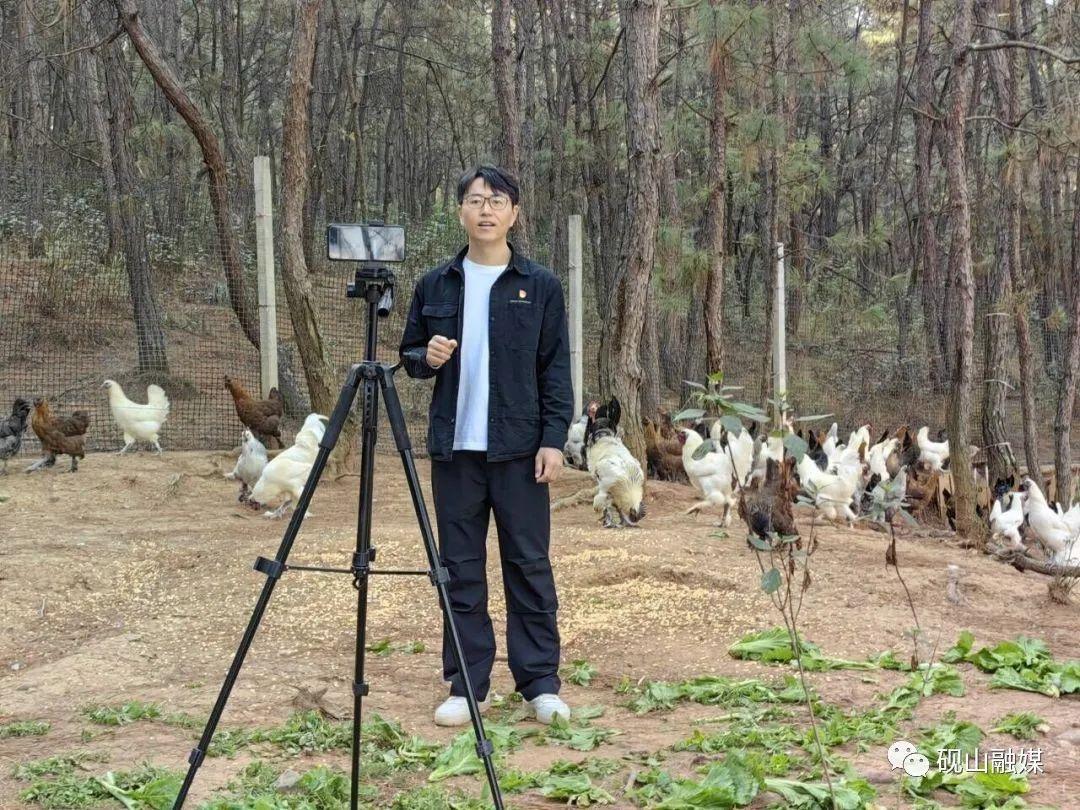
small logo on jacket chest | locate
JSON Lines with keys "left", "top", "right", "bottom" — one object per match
{"left": 518, "top": 289, "right": 527, "bottom": 298}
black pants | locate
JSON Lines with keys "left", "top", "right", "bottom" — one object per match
{"left": 430, "top": 451, "right": 561, "bottom": 701}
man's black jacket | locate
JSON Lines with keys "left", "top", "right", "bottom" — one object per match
{"left": 398, "top": 244, "right": 574, "bottom": 463}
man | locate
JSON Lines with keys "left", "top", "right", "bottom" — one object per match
{"left": 399, "top": 165, "right": 574, "bottom": 727}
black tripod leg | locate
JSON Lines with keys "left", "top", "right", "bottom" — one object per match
{"left": 172, "top": 366, "right": 364, "bottom": 810}
{"left": 377, "top": 367, "right": 505, "bottom": 809}
{"left": 349, "top": 372, "right": 379, "bottom": 810}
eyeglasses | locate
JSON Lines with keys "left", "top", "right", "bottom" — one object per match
{"left": 462, "top": 193, "right": 512, "bottom": 212}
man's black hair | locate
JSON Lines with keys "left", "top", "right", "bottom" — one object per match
{"left": 456, "top": 164, "right": 520, "bottom": 206}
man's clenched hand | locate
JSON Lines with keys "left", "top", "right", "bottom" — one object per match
{"left": 535, "top": 447, "right": 564, "bottom": 483}
{"left": 426, "top": 335, "right": 458, "bottom": 368}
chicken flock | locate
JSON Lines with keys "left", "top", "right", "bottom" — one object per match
{"left": 6, "top": 373, "right": 1078, "bottom": 561}
{"left": 5, "top": 374, "right": 324, "bottom": 520}
{"left": 564, "top": 399, "right": 1079, "bottom": 569}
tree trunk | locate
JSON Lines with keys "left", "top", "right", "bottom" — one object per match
{"left": 17, "top": 0, "right": 46, "bottom": 257}
{"left": 913, "top": 0, "right": 947, "bottom": 391}
{"left": 704, "top": 1, "right": 728, "bottom": 376}
{"left": 97, "top": 32, "right": 169, "bottom": 375}
{"left": 1020, "top": 0, "right": 1062, "bottom": 376}
{"left": 216, "top": 0, "right": 247, "bottom": 206}
{"left": 281, "top": 0, "right": 342, "bottom": 440}
{"left": 1053, "top": 179, "right": 1080, "bottom": 505}
{"left": 157, "top": 0, "right": 187, "bottom": 245}
{"left": 539, "top": 0, "right": 569, "bottom": 274}
{"left": 610, "top": 0, "right": 661, "bottom": 465}
{"left": 114, "top": 0, "right": 260, "bottom": 349}
{"left": 79, "top": 12, "right": 124, "bottom": 267}
{"left": 641, "top": 285, "right": 662, "bottom": 417}
{"left": 515, "top": 0, "right": 537, "bottom": 254}
{"left": 1007, "top": 289, "right": 1041, "bottom": 480}
{"left": 333, "top": 0, "right": 383, "bottom": 220}
{"left": 943, "top": 0, "right": 979, "bottom": 539}
{"left": 656, "top": 13, "right": 685, "bottom": 394}
{"left": 492, "top": 0, "right": 530, "bottom": 254}
{"left": 975, "top": 0, "right": 1022, "bottom": 484}
{"left": 561, "top": 0, "right": 621, "bottom": 396}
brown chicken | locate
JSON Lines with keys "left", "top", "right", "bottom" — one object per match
{"left": 904, "top": 461, "right": 942, "bottom": 522}
{"left": 738, "top": 455, "right": 800, "bottom": 542}
{"left": 28, "top": 398, "right": 89, "bottom": 472}
{"left": 225, "top": 375, "right": 284, "bottom": 449}
{"left": 644, "top": 416, "right": 687, "bottom": 483}
{"left": 657, "top": 409, "right": 678, "bottom": 439}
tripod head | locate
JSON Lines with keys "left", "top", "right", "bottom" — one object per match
{"left": 347, "top": 263, "right": 395, "bottom": 317}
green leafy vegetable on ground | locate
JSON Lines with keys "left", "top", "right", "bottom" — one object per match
{"left": 649, "top": 754, "right": 762, "bottom": 809}
{"left": 729, "top": 627, "right": 874, "bottom": 671}
{"left": 0, "top": 719, "right": 50, "bottom": 738}
{"left": 564, "top": 659, "right": 599, "bottom": 686}
{"left": 992, "top": 712, "right": 1047, "bottom": 740}
{"left": 428, "top": 723, "right": 533, "bottom": 782}
{"left": 20, "top": 763, "right": 179, "bottom": 810}
{"left": 543, "top": 714, "right": 618, "bottom": 751}
{"left": 81, "top": 701, "right": 161, "bottom": 726}
{"left": 942, "top": 631, "right": 1080, "bottom": 698}
{"left": 538, "top": 773, "right": 615, "bottom": 805}
{"left": 763, "top": 776, "right": 876, "bottom": 809}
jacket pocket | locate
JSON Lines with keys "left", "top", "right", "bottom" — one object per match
{"left": 502, "top": 414, "right": 542, "bottom": 450}
{"left": 507, "top": 300, "right": 540, "bottom": 350}
{"left": 422, "top": 301, "right": 459, "bottom": 339}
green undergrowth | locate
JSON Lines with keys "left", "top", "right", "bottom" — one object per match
{"left": 0, "top": 719, "right": 51, "bottom": 738}
{"left": 943, "top": 631, "right": 1080, "bottom": 698}
{"left": 18, "top": 627, "right": 1072, "bottom": 809}
{"left": 18, "top": 762, "right": 180, "bottom": 810}
{"left": 616, "top": 627, "right": 1066, "bottom": 809}
{"left": 81, "top": 701, "right": 162, "bottom": 726}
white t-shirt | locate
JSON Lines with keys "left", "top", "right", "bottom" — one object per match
{"left": 453, "top": 256, "right": 507, "bottom": 451}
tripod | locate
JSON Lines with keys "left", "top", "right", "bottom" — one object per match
{"left": 173, "top": 266, "right": 504, "bottom": 809}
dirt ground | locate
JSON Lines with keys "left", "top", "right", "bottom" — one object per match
{"left": 1, "top": 451, "right": 1079, "bottom": 809}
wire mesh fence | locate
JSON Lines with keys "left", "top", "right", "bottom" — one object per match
{"left": 0, "top": 165, "right": 263, "bottom": 458}
{"left": 2, "top": 160, "right": 1077, "bottom": 468}
{"left": 0, "top": 165, "right": 468, "bottom": 459}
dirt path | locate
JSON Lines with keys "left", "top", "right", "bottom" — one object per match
{"left": 1, "top": 452, "right": 1078, "bottom": 808}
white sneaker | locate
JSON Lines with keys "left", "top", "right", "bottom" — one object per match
{"left": 527, "top": 693, "right": 570, "bottom": 724}
{"left": 433, "top": 695, "right": 491, "bottom": 727}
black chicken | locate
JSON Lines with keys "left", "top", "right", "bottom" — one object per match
{"left": 739, "top": 456, "right": 800, "bottom": 543}
{"left": 585, "top": 396, "right": 621, "bottom": 445}
{"left": 0, "top": 398, "right": 32, "bottom": 475}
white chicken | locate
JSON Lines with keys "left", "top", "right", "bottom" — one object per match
{"left": 917, "top": 426, "right": 949, "bottom": 472}
{"left": 102, "top": 380, "right": 170, "bottom": 454}
{"left": 708, "top": 421, "right": 755, "bottom": 487}
{"left": 821, "top": 422, "right": 839, "bottom": 460}
{"left": 1055, "top": 501, "right": 1080, "bottom": 537}
{"left": 1021, "top": 477, "right": 1080, "bottom": 564}
{"left": 867, "top": 437, "right": 899, "bottom": 481}
{"left": 827, "top": 435, "right": 868, "bottom": 497}
{"left": 585, "top": 404, "right": 645, "bottom": 528}
{"left": 563, "top": 414, "right": 588, "bottom": 470}
{"left": 749, "top": 433, "right": 785, "bottom": 484}
{"left": 846, "top": 424, "right": 871, "bottom": 455}
{"left": 679, "top": 427, "right": 737, "bottom": 526}
{"left": 989, "top": 491, "right": 1025, "bottom": 550}
{"left": 225, "top": 429, "right": 268, "bottom": 505}
{"left": 797, "top": 452, "right": 859, "bottom": 524}
{"left": 824, "top": 424, "right": 869, "bottom": 469}
{"left": 249, "top": 413, "right": 328, "bottom": 519}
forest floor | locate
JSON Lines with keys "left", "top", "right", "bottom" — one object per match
{"left": 1, "top": 452, "right": 1079, "bottom": 809}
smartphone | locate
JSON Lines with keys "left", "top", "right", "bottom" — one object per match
{"left": 327, "top": 223, "right": 406, "bottom": 263}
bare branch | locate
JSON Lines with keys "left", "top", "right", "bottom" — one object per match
{"left": 994, "top": 549, "right": 1080, "bottom": 578}
{"left": 587, "top": 26, "right": 624, "bottom": 107}
{"left": 968, "top": 40, "right": 1080, "bottom": 65}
